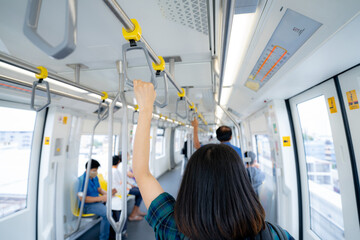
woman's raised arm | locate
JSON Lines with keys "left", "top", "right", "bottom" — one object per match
{"left": 132, "top": 80, "right": 164, "bottom": 209}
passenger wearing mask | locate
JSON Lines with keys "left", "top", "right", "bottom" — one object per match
{"left": 132, "top": 80, "right": 294, "bottom": 240}
{"left": 192, "top": 118, "right": 243, "bottom": 159}
{"left": 112, "top": 155, "right": 146, "bottom": 221}
{"left": 78, "top": 159, "right": 116, "bottom": 240}
{"left": 245, "top": 151, "right": 266, "bottom": 196}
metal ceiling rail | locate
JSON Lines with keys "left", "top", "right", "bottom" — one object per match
{"left": 0, "top": 74, "right": 100, "bottom": 105}
{"left": 0, "top": 73, "right": 189, "bottom": 127}
{"left": 0, "top": 52, "right": 105, "bottom": 97}
{"left": 102, "top": 0, "right": 202, "bottom": 119}
{"left": 217, "top": 0, "right": 235, "bottom": 104}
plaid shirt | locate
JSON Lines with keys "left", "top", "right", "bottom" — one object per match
{"left": 145, "top": 192, "right": 294, "bottom": 240}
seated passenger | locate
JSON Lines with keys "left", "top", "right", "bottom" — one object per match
{"left": 132, "top": 80, "right": 294, "bottom": 240}
{"left": 112, "top": 155, "right": 146, "bottom": 221}
{"left": 245, "top": 151, "right": 266, "bottom": 196}
{"left": 78, "top": 159, "right": 116, "bottom": 240}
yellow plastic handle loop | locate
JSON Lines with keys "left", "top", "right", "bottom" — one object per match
{"left": 35, "top": 66, "right": 48, "bottom": 79}
{"left": 134, "top": 105, "right": 139, "bottom": 111}
{"left": 152, "top": 56, "right": 165, "bottom": 72}
{"left": 194, "top": 107, "right": 198, "bottom": 113}
{"left": 177, "top": 88, "right": 186, "bottom": 98}
{"left": 165, "top": 116, "right": 168, "bottom": 120}
{"left": 122, "top": 19, "right": 142, "bottom": 41}
{"left": 189, "top": 102, "right": 195, "bottom": 109}
{"left": 101, "top": 91, "right": 108, "bottom": 100}
{"left": 159, "top": 114, "right": 163, "bottom": 119}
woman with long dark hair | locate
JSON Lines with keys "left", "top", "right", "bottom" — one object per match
{"left": 132, "top": 80, "right": 294, "bottom": 239}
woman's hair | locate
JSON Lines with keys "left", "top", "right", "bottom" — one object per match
{"left": 174, "top": 144, "right": 265, "bottom": 240}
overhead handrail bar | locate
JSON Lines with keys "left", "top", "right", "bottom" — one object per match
{"left": 107, "top": 60, "right": 128, "bottom": 240}
{"left": 175, "top": 88, "right": 188, "bottom": 119}
{"left": 31, "top": 66, "right": 51, "bottom": 111}
{"left": 23, "top": 0, "right": 77, "bottom": 59}
{"left": 71, "top": 94, "right": 110, "bottom": 236}
{"left": 102, "top": 0, "right": 205, "bottom": 117}
{"left": 0, "top": 53, "right": 105, "bottom": 97}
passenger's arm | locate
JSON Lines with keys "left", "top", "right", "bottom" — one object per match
{"left": 79, "top": 195, "right": 107, "bottom": 203}
{"left": 127, "top": 171, "right": 134, "bottom": 178}
{"left": 191, "top": 118, "right": 201, "bottom": 149}
{"left": 133, "top": 80, "right": 164, "bottom": 209}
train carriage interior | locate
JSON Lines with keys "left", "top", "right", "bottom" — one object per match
{"left": 1, "top": 0, "right": 360, "bottom": 239}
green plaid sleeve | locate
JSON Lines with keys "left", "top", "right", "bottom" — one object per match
{"left": 145, "top": 192, "right": 186, "bottom": 240}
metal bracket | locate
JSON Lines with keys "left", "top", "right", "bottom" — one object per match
{"left": 122, "top": 42, "right": 157, "bottom": 88}
{"left": 154, "top": 71, "right": 168, "bottom": 108}
{"left": 23, "top": 0, "right": 77, "bottom": 59}
{"left": 31, "top": 79, "right": 51, "bottom": 112}
{"left": 97, "top": 100, "right": 109, "bottom": 121}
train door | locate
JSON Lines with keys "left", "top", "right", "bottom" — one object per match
{"left": 337, "top": 65, "right": 360, "bottom": 198}
{"left": 289, "top": 80, "right": 360, "bottom": 240}
{"left": 0, "top": 101, "right": 46, "bottom": 239}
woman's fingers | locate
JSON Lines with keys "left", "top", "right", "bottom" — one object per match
{"left": 133, "top": 80, "right": 156, "bottom": 111}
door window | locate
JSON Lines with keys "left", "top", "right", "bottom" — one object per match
{"left": 297, "top": 95, "right": 344, "bottom": 239}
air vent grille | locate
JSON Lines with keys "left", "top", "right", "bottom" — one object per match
{"left": 158, "top": 0, "right": 209, "bottom": 35}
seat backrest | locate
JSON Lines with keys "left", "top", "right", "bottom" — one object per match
{"left": 98, "top": 173, "right": 107, "bottom": 191}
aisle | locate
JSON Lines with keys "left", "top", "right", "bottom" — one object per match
{"left": 126, "top": 165, "right": 182, "bottom": 240}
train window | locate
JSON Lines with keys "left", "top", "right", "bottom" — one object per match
{"left": 0, "top": 106, "right": 36, "bottom": 218}
{"left": 78, "top": 135, "right": 117, "bottom": 176}
{"left": 297, "top": 96, "right": 344, "bottom": 239}
{"left": 155, "top": 128, "right": 165, "bottom": 158}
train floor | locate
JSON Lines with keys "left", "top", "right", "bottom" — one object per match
{"left": 77, "top": 164, "right": 182, "bottom": 240}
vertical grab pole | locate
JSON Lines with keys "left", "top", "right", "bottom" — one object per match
{"left": 119, "top": 60, "right": 128, "bottom": 240}
{"left": 106, "top": 60, "right": 127, "bottom": 240}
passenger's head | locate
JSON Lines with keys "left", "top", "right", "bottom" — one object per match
{"left": 175, "top": 144, "right": 265, "bottom": 239}
{"left": 244, "top": 151, "right": 256, "bottom": 165}
{"left": 85, "top": 159, "right": 100, "bottom": 179}
{"left": 216, "top": 126, "right": 232, "bottom": 142}
{"left": 113, "top": 155, "right": 121, "bottom": 166}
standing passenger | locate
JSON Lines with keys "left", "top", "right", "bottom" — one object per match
{"left": 192, "top": 118, "right": 243, "bottom": 159}
{"left": 78, "top": 159, "right": 116, "bottom": 240}
{"left": 245, "top": 151, "right": 266, "bottom": 196}
{"left": 112, "top": 155, "right": 147, "bottom": 221}
{"left": 110, "top": 156, "right": 128, "bottom": 239}
{"left": 131, "top": 80, "right": 294, "bottom": 240}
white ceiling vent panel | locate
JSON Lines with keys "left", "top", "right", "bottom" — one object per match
{"left": 157, "top": 0, "right": 209, "bottom": 35}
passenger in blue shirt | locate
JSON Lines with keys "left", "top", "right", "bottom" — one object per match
{"left": 192, "top": 118, "right": 243, "bottom": 159}
{"left": 78, "top": 159, "right": 116, "bottom": 240}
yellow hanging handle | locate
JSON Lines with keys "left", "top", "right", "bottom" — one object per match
{"left": 189, "top": 102, "right": 195, "bottom": 109}
{"left": 134, "top": 105, "right": 139, "bottom": 111}
{"left": 152, "top": 56, "right": 165, "bottom": 72}
{"left": 165, "top": 116, "right": 168, "bottom": 120}
{"left": 101, "top": 91, "right": 108, "bottom": 100}
{"left": 177, "top": 88, "right": 186, "bottom": 98}
{"left": 35, "top": 66, "right": 48, "bottom": 79}
{"left": 122, "top": 19, "right": 142, "bottom": 42}
{"left": 159, "top": 114, "right": 163, "bottom": 119}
